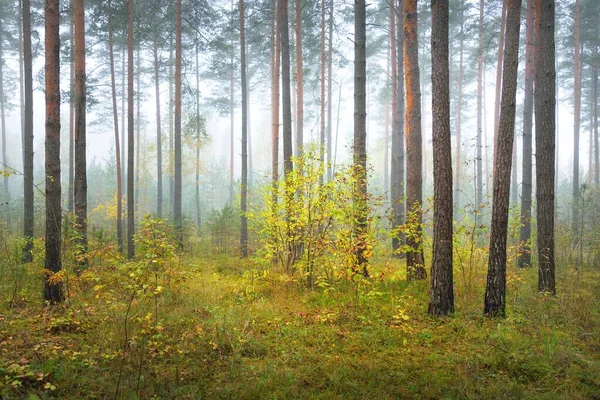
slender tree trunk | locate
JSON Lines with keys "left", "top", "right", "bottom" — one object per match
{"left": 153, "top": 30, "right": 163, "bottom": 219}
{"left": 0, "top": 34, "right": 10, "bottom": 232}
{"left": 572, "top": 0, "right": 581, "bottom": 238}
{"left": 535, "top": 0, "right": 555, "bottom": 294}
{"left": 484, "top": 70, "right": 490, "bottom": 196}
{"left": 135, "top": 45, "right": 141, "bottom": 216}
{"left": 74, "top": 0, "right": 88, "bottom": 267}
{"left": 19, "top": 0, "right": 24, "bottom": 172}
{"left": 174, "top": 0, "right": 183, "bottom": 243}
{"left": 108, "top": 13, "right": 123, "bottom": 253}
{"left": 127, "top": 0, "right": 135, "bottom": 258}
{"left": 168, "top": 42, "right": 174, "bottom": 214}
{"left": 404, "top": 0, "right": 426, "bottom": 280}
{"left": 476, "top": 0, "right": 484, "bottom": 214}
{"left": 295, "top": 0, "right": 303, "bottom": 159}
{"left": 68, "top": 0, "right": 74, "bottom": 213}
{"left": 493, "top": 0, "right": 507, "bottom": 169}
{"left": 429, "top": 0, "right": 453, "bottom": 317}
{"left": 484, "top": 0, "right": 522, "bottom": 318}
{"left": 326, "top": 0, "right": 333, "bottom": 181}
{"left": 43, "top": 0, "right": 63, "bottom": 303}
{"left": 247, "top": 61, "right": 253, "bottom": 184}
{"left": 271, "top": 0, "right": 280, "bottom": 203}
{"left": 121, "top": 45, "right": 126, "bottom": 211}
{"left": 518, "top": 0, "right": 534, "bottom": 268}
{"left": 319, "top": 0, "right": 326, "bottom": 179}
{"left": 454, "top": 0, "right": 464, "bottom": 215}
{"left": 240, "top": 0, "right": 249, "bottom": 258}
{"left": 593, "top": 47, "right": 599, "bottom": 186}
{"left": 230, "top": 0, "right": 235, "bottom": 205}
{"left": 384, "top": 28, "right": 390, "bottom": 196}
{"left": 353, "top": 0, "right": 368, "bottom": 276}
{"left": 195, "top": 43, "right": 201, "bottom": 231}
{"left": 22, "top": 0, "right": 34, "bottom": 263}
{"left": 511, "top": 135, "right": 518, "bottom": 205}
{"left": 281, "top": 0, "right": 293, "bottom": 177}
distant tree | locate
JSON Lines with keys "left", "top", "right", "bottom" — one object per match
{"left": 535, "top": 0, "right": 556, "bottom": 294}
{"left": 404, "top": 0, "right": 426, "bottom": 280}
{"left": 0, "top": 2, "right": 10, "bottom": 232}
{"left": 484, "top": 0, "right": 522, "bottom": 318}
{"left": 127, "top": 0, "right": 135, "bottom": 257}
{"left": 429, "top": 0, "right": 453, "bottom": 317}
{"left": 572, "top": 0, "right": 581, "bottom": 239}
{"left": 44, "top": 0, "right": 63, "bottom": 304}
{"left": 174, "top": 0, "right": 182, "bottom": 243}
{"left": 22, "top": 0, "right": 34, "bottom": 263}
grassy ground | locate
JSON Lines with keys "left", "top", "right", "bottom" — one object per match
{"left": 1, "top": 251, "right": 599, "bottom": 399}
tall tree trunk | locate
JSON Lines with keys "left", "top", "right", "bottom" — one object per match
{"left": 295, "top": 0, "right": 303, "bottom": 159}
{"left": 74, "top": 0, "right": 88, "bottom": 267}
{"left": 168, "top": 41, "right": 174, "bottom": 214}
{"left": 174, "top": 0, "right": 182, "bottom": 243}
{"left": 383, "top": 20, "right": 390, "bottom": 196}
{"left": 68, "top": 0, "right": 74, "bottom": 213}
{"left": 121, "top": 45, "right": 126, "bottom": 212}
{"left": 229, "top": 0, "right": 235, "bottom": 205}
{"left": 518, "top": 0, "right": 534, "bottom": 268}
{"left": 108, "top": 13, "right": 123, "bottom": 253}
{"left": 511, "top": 135, "right": 518, "bottom": 205}
{"left": 354, "top": 0, "right": 368, "bottom": 276}
{"left": 22, "top": 0, "right": 34, "bottom": 263}
{"left": 476, "top": 0, "right": 484, "bottom": 215}
{"left": 240, "top": 0, "right": 249, "bottom": 258}
{"left": 572, "top": 0, "right": 581, "bottom": 239}
{"left": 127, "top": 0, "right": 135, "bottom": 258}
{"left": 404, "top": 0, "right": 426, "bottom": 280}
{"left": 454, "top": 0, "right": 464, "bottom": 215}
{"left": 326, "top": 0, "right": 333, "bottom": 181}
{"left": 153, "top": 30, "right": 163, "bottom": 219}
{"left": 195, "top": 43, "right": 201, "bottom": 232}
{"left": 271, "top": 0, "right": 280, "bottom": 204}
{"left": 0, "top": 34, "right": 10, "bottom": 232}
{"left": 44, "top": 0, "right": 63, "bottom": 303}
{"left": 281, "top": 0, "right": 293, "bottom": 177}
{"left": 493, "top": 0, "right": 507, "bottom": 169}
{"left": 19, "top": 0, "right": 24, "bottom": 174}
{"left": 535, "top": 0, "right": 556, "bottom": 294}
{"left": 135, "top": 45, "right": 141, "bottom": 216}
{"left": 484, "top": 0, "right": 522, "bottom": 318}
{"left": 593, "top": 47, "right": 599, "bottom": 186}
{"left": 319, "top": 0, "right": 326, "bottom": 178}
{"left": 429, "top": 0, "right": 453, "bottom": 317}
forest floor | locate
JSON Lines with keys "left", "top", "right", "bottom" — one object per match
{"left": 1, "top": 253, "right": 600, "bottom": 399}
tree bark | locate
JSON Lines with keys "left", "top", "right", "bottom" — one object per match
{"left": 22, "top": 0, "right": 34, "bottom": 263}
{"left": 295, "top": 0, "right": 303, "bottom": 159}
{"left": 44, "top": 0, "right": 63, "bottom": 303}
{"left": 593, "top": 47, "right": 599, "bottom": 186}
{"left": 572, "top": 0, "right": 581, "bottom": 239}
{"left": 127, "top": 0, "right": 135, "bottom": 257}
{"left": 271, "top": 0, "right": 280, "bottom": 203}
{"left": 518, "top": 0, "right": 534, "bottom": 268}
{"left": 240, "top": 0, "right": 249, "bottom": 258}
{"left": 484, "top": 0, "right": 522, "bottom": 318}
{"left": 135, "top": 45, "right": 141, "bottom": 216}
{"left": 404, "top": 0, "right": 426, "bottom": 280}
{"left": 353, "top": 0, "right": 368, "bottom": 276}
{"left": 493, "top": 0, "right": 507, "bottom": 169}
{"left": 153, "top": 28, "right": 163, "bottom": 219}
{"left": 168, "top": 41, "right": 174, "bottom": 214}
{"left": 429, "top": 0, "right": 453, "bottom": 317}
{"left": 281, "top": 0, "right": 293, "bottom": 176}
{"left": 535, "top": 0, "right": 555, "bottom": 294}
{"left": 229, "top": 0, "right": 235, "bottom": 205}
{"left": 74, "top": 0, "right": 88, "bottom": 268}
{"left": 108, "top": 12, "right": 123, "bottom": 253}
{"left": 174, "top": 0, "right": 183, "bottom": 243}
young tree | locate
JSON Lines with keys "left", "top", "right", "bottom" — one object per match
{"left": 74, "top": 0, "right": 87, "bottom": 266}
{"left": 44, "top": 0, "right": 63, "bottom": 303}
{"left": 535, "top": 0, "right": 556, "bottom": 294}
{"left": 22, "top": 0, "right": 34, "bottom": 263}
{"left": 404, "top": 0, "right": 426, "bottom": 280}
{"left": 240, "top": 0, "right": 249, "bottom": 258}
{"left": 354, "top": 0, "right": 368, "bottom": 276}
{"left": 518, "top": 0, "right": 535, "bottom": 268}
{"left": 174, "top": 0, "right": 182, "bottom": 243}
{"left": 429, "top": 0, "right": 453, "bottom": 316}
{"left": 127, "top": 0, "right": 135, "bottom": 257}
{"left": 484, "top": 0, "right": 522, "bottom": 318}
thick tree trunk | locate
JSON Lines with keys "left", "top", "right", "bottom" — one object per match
{"left": 295, "top": 0, "right": 303, "bottom": 158}
{"left": 74, "top": 0, "right": 88, "bottom": 268}
{"left": 429, "top": 0, "right": 453, "bottom": 317}
{"left": 354, "top": 0, "right": 368, "bottom": 277}
{"left": 153, "top": 30, "right": 163, "bottom": 219}
{"left": 108, "top": 14, "right": 123, "bottom": 253}
{"left": 127, "top": 0, "right": 135, "bottom": 258}
{"left": 484, "top": 0, "right": 522, "bottom": 318}
{"left": 174, "top": 0, "right": 183, "bottom": 243}
{"left": 518, "top": 0, "right": 534, "bottom": 268}
{"left": 476, "top": 0, "right": 483, "bottom": 213}
{"left": 240, "top": 0, "right": 249, "bottom": 258}
{"left": 403, "top": 0, "right": 426, "bottom": 280}
{"left": 44, "top": 0, "right": 63, "bottom": 303}
{"left": 22, "top": 0, "right": 34, "bottom": 263}
{"left": 535, "top": 0, "right": 556, "bottom": 294}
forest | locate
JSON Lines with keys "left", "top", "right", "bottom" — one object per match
{"left": 0, "top": 0, "right": 599, "bottom": 397}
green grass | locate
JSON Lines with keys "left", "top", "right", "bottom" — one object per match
{"left": 1, "top": 253, "right": 599, "bottom": 399}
